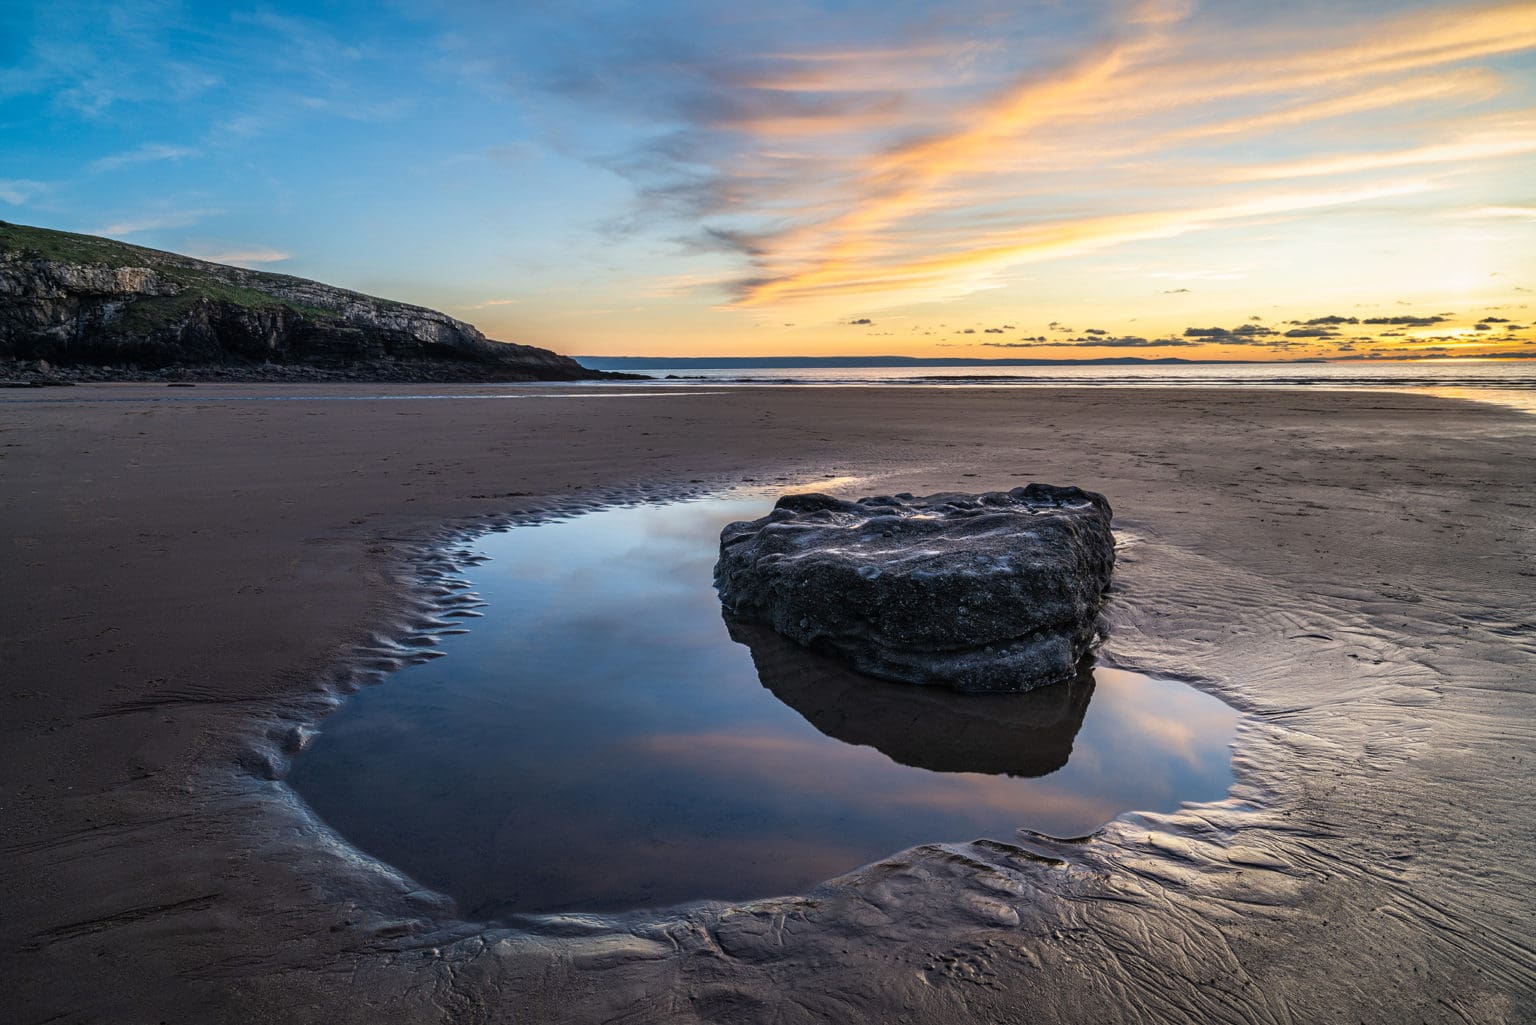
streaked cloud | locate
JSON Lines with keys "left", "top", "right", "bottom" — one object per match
{"left": 744, "top": 43, "right": 992, "bottom": 94}
{"left": 0, "top": 179, "right": 49, "bottom": 205}
{"left": 185, "top": 247, "right": 290, "bottom": 266}
{"left": 738, "top": 4, "right": 1536, "bottom": 308}
{"left": 89, "top": 143, "right": 198, "bottom": 173}
{"left": 1219, "top": 120, "right": 1536, "bottom": 183}
{"left": 738, "top": 180, "right": 1438, "bottom": 306}
{"left": 507, "top": 1, "right": 1536, "bottom": 314}
{"left": 1151, "top": 271, "right": 1248, "bottom": 282}
{"left": 98, "top": 208, "right": 221, "bottom": 236}
{"left": 1463, "top": 204, "right": 1536, "bottom": 220}
{"left": 6, "top": 0, "right": 1534, "bottom": 358}
{"left": 455, "top": 298, "right": 521, "bottom": 311}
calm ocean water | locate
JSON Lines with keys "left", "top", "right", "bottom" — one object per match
{"left": 580, "top": 360, "right": 1536, "bottom": 414}
{"left": 2, "top": 362, "right": 1529, "bottom": 415}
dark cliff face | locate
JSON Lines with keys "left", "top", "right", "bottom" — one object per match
{"left": 0, "top": 222, "right": 612, "bottom": 381}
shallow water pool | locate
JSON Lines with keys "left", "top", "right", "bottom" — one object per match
{"left": 287, "top": 496, "right": 1237, "bottom": 919}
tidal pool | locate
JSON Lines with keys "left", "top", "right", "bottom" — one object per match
{"left": 287, "top": 497, "right": 1238, "bottom": 920}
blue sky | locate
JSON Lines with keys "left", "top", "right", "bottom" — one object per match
{"left": 3, "top": 0, "right": 1534, "bottom": 358}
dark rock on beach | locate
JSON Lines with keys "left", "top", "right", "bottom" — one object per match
{"left": 0, "top": 221, "right": 636, "bottom": 382}
{"left": 714, "top": 484, "right": 1115, "bottom": 693}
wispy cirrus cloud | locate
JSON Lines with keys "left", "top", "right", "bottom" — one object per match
{"left": 454, "top": 298, "right": 520, "bottom": 310}
{"left": 732, "top": 4, "right": 1536, "bottom": 307}
{"left": 737, "top": 179, "right": 1437, "bottom": 305}
{"left": 1218, "top": 120, "right": 1536, "bottom": 183}
{"left": 1462, "top": 204, "right": 1536, "bottom": 220}
{"left": 98, "top": 208, "right": 221, "bottom": 236}
{"left": 89, "top": 143, "right": 199, "bottom": 173}
{"left": 185, "top": 247, "right": 290, "bottom": 266}
{"left": 1150, "top": 270, "right": 1247, "bottom": 282}
{"left": 497, "top": 1, "right": 1536, "bottom": 312}
{"left": 0, "top": 179, "right": 49, "bottom": 205}
{"left": 0, "top": 1, "right": 223, "bottom": 117}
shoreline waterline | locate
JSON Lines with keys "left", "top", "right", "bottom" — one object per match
{"left": 4, "top": 361, "right": 1532, "bottom": 414}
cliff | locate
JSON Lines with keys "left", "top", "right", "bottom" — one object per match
{"left": 0, "top": 222, "right": 620, "bottom": 382}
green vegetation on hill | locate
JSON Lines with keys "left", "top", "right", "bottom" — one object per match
{"left": 0, "top": 221, "right": 155, "bottom": 269}
{"left": 0, "top": 221, "right": 607, "bottom": 380}
{"left": 0, "top": 221, "right": 393, "bottom": 319}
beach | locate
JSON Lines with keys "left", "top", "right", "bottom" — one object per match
{"left": 2, "top": 383, "right": 1533, "bottom": 1023}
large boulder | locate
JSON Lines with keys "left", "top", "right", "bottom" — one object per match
{"left": 714, "top": 484, "right": 1115, "bottom": 693}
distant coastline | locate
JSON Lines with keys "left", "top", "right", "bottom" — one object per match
{"left": 575, "top": 355, "right": 1301, "bottom": 370}
{"left": 564, "top": 356, "right": 1536, "bottom": 415}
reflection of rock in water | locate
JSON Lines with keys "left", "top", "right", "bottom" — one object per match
{"left": 726, "top": 618, "right": 1095, "bottom": 778}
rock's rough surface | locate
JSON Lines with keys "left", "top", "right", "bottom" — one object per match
{"left": 0, "top": 221, "right": 624, "bottom": 381}
{"left": 714, "top": 484, "right": 1115, "bottom": 692}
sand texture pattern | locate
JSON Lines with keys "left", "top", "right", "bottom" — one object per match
{"left": 1, "top": 383, "right": 1532, "bottom": 1024}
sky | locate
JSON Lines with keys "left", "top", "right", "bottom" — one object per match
{"left": 2, "top": 0, "right": 1534, "bottom": 360}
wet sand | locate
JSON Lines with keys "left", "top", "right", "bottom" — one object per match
{"left": 2, "top": 383, "right": 1533, "bottom": 1023}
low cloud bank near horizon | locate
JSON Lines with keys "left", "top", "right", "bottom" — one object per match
{"left": 963, "top": 306, "right": 1534, "bottom": 359}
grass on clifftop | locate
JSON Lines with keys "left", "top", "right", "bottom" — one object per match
{"left": 0, "top": 221, "right": 157, "bottom": 270}
{"left": 0, "top": 221, "right": 408, "bottom": 320}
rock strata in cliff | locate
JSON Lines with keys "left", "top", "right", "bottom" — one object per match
{"left": 0, "top": 222, "right": 622, "bottom": 381}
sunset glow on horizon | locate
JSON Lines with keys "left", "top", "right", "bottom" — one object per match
{"left": 4, "top": 0, "right": 1534, "bottom": 360}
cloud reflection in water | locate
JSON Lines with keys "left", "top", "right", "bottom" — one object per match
{"left": 287, "top": 497, "right": 1236, "bottom": 918}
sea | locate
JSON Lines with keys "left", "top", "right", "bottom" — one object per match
{"left": 574, "top": 358, "right": 1536, "bottom": 415}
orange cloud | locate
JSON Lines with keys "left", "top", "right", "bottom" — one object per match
{"left": 741, "top": 180, "right": 1437, "bottom": 306}
{"left": 696, "top": 2, "right": 1536, "bottom": 310}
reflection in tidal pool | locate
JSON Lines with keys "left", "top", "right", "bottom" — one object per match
{"left": 287, "top": 497, "right": 1237, "bottom": 919}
